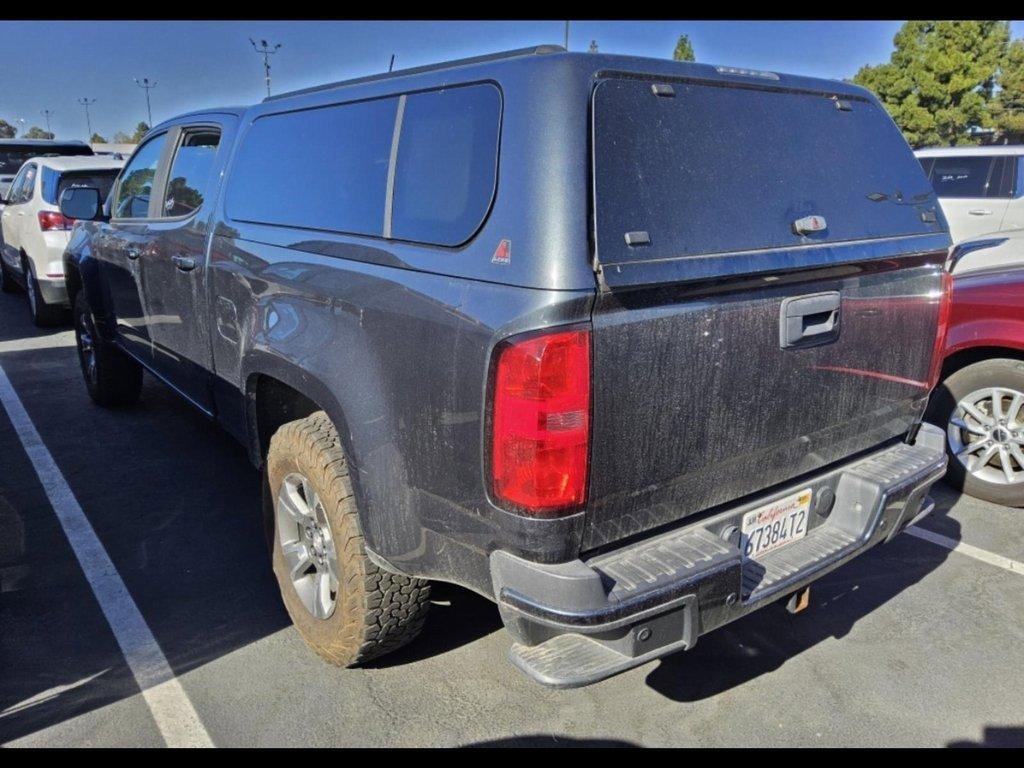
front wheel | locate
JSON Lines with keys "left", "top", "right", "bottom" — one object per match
{"left": 266, "top": 411, "right": 431, "bottom": 666}
{"left": 73, "top": 290, "right": 143, "bottom": 407}
{"left": 927, "top": 358, "right": 1024, "bottom": 507}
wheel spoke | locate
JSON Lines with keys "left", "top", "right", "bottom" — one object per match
{"left": 282, "top": 541, "right": 313, "bottom": 581}
{"left": 961, "top": 401, "right": 994, "bottom": 428}
{"left": 312, "top": 572, "right": 331, "bottom": 619}
{"left": 1008, "top": 393, "right": 1024, "bottom": 427}
{"left": 970, "top": 443, "right": 999, "bottom": 473}
{"left": 998, "top": 447, "right": 1017, "bottom": 484}
{"left": 957, "top": 439, "right": 988, "bottom": 457}
{"left": 990, "top": 391, "right": 1005, "bottom": 422}
{"left": 1010, "top": 444, "right": 1024, "bottom": 472}
{"left": 950, "top": 417, "right": 988, "bottom": 436}
{"left": 279, "top": 481, "right": 310, "bottom": 523}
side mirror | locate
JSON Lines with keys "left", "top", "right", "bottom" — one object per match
{"left": 59, "top": 186, "right": 102, "bottom": 222}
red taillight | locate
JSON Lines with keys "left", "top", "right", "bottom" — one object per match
{"left": 927, "top": 270, "right": 954, "bottom": 390}
{"left": 489, "top": 327, "right": 591, "bottom": 515}
{"left": 38, "top": 211, "right": 73, "bottom": 231}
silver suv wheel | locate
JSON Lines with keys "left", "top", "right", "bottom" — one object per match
{"left": 947, "top": 386, "right": 1024, "bottom": 486}
{"left": 276, "top": 472, "right": 339, "bottom": 619}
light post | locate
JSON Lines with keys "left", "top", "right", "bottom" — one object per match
{"left": 41, "top": 109, "right": 55, "bottom": 136}
{"left": 249, "top": 38, "right": 283, "bottom": 98}
{"left": 133, "top": 77, "right": 157, "bottom": 126}
{"left": 77, "top": 98, "right": 96, "bottom": 140}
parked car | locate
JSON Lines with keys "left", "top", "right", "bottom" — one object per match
{"left": 926, "top": 241, "right": 1024, "bottom": 507}
{"left": 915, "top": 146, "right": 1024, "bottom": 243}
{"left": 0, "top": 138, "right": 94, "bottom": 200}
{"left": 60, "top": 47, "right": 951, "bottom": 688}
{"left": 0, "top": 155, "right": 124, "bottom": 325}
{"left": 941, "top": 226, "right": 1024, "bottom": 275}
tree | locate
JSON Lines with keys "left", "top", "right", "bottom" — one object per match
{"left": 992, "top": 38, "right": 1024, "bottom": 138}
{"left": 22, "top": 125, "right": 54, "bottom": 140}
{"left": 672, "top": 34, "right": 695, "bottom": 62}
{"left": 0, "top": 120, "right": 15, "bottom": 139}
{"left": 90, "top": 132, "right": 107, "bottom": 144}
{"left": 588, "top": 39, "right": 598, "bottom": 53}
{"left": 112, "top": 131, "right": 132, "bottom": 144}
{"left": 130, "top": 121, "right": 150, "bottom": 143}
{"left": 853, "top": 20, "right": 1009, "bottom": 147}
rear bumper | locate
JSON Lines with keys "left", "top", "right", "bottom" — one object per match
{"left": 37, "top": 277, "right": 68, "bottom": 306}
{"left": 490, "top": 423, "right": 947, "bottom": 688}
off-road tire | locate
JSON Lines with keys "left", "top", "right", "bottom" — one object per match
{"left": 266, "top": 411, "right": 431, "bottom": 666}
{"left": 927, "top": 358, "right": 1024, "bottom": 508}
{"left": 73, "top": 290, "right": 143, "bottom": 407}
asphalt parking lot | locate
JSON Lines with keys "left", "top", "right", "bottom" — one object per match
{"left": 0, "top": 290, "right": 1021, "bottom": 748}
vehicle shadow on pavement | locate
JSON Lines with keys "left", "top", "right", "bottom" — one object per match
{"left": 644, "top": 487, "right": 961, "bottom": 702}
{"left": 948, "top": 725, "right": 1024, "bottom": 747}
{"left": 463, "top": 735, "right": 640, "bottom": 747}
{"left": 0, "top": 301, "right": 292, "bottom": 743}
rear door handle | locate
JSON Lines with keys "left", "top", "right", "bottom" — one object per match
{"left": 968, "top": 209, "right": 993, "bottom": 216}
{"left": 780, "top": 291, "right": 841, "bottom": 349}
{"left": 171, "top": 255, "right": 197, "bottom": 272}
{"left": 125, "top": 248, "right": 140, "bottom": 260}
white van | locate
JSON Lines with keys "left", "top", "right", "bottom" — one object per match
{"left": 915, "top": 146, "right": 1024, "bottom": 243}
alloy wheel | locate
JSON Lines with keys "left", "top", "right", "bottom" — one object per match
{"left": 75, "top": 305, "right": 98, "bottom": 385}
{"left": 947, "top": 386, "right": 1024, "bottom": 486}
{"left": 276, "top": 472, "right": 340, "bottom": 619}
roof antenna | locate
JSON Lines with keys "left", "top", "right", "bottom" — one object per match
{"left": 388, "top": 54, "right": 396, "bottom": 72}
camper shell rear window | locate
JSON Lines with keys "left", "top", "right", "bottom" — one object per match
{"left": 592, "top": 77, "right": 939, "bottom": 268}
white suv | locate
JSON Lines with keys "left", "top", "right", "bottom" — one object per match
{"left": 0, "top": 155, "right": 123, "bottom": 325}
{"left": 915, "top": 146, "right": 1024, "bottom": 243}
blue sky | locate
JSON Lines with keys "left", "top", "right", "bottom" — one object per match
{"left": 3, "top": 20, "right": 1023, "bottom": 141}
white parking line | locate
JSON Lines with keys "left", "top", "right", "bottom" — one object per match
{"left": 0, "top": 363, "right": 213, "bottom": 748}
{"left": 905, "top": 525, "right": 1024, "bottom": 576}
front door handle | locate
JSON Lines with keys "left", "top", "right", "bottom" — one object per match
{"left": 171, "top": 255, "right": 197, "bottom": 272}
{"left": 780, "top": 291, "right": 841, "bottom": 349}
{"left": 968, "top": 209, "right": 993, "bottom": 216}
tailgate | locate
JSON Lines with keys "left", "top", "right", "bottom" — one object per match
{"left": 583, "top": 74, "right": 950, "bottom": 550}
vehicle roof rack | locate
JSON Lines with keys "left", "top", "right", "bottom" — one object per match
{"left": 263, "top": 45, "right": 565, "bottom": 103}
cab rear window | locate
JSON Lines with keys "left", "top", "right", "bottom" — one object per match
{"left": 592, "top": 78, "right": 937, "bottom": 267}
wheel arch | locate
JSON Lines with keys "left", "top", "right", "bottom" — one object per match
{"left": 941, "top": 345, "right": 1024, "bottom": 383}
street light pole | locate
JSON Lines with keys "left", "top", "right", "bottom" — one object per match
{"left": 41, "top": 109, "right": 55, "bottom": 136}
{"left": 564, "top": 21, "right": 570, "bottom": 51}
{"left": 133, "top": 77, "right": 157, "bottom": 126}
{"left": 77, "top": 98, "right": 96, "bottom": 140}
{"left": 249, "top": 38, "right": 283, "bottom": 98}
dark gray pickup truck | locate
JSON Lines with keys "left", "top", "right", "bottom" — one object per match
{"left": 61, "top": 46, "right": 951, "bottom": 687}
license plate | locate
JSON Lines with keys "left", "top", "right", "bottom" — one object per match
{"left": 741, "top": 488, "right": 812, "bottom": 560}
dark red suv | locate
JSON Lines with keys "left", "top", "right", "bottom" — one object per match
{"left": 927, "top": 251, "right": 1024, "bottom": 507}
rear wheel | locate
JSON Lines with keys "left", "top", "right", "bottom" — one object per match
{"left": 24, "top": 257, "right": 63, "bottom": 327}
{"left": 73, "top": 290, "right": 143, "bottom": 407}
{"left": 928, "top": 358, "right": 1024, "bottom": 507}
{"left": 266, "top": 411, "right": 431, "bottom": 666}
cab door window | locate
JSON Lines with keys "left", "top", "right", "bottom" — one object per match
{"left": 113, "top": 134, "right": 168, "bottom": 219}
{"left": 162, "top": 128, "right": 221, "bottom": 218}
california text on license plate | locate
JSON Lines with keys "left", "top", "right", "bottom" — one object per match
{"left": 741, "top": 488, "right": 812, "bottom": 560}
